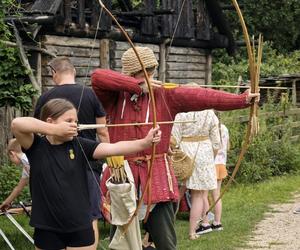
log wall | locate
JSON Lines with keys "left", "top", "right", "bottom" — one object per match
{"left": 41, "top": 35, "right": 210, "bottom": 88}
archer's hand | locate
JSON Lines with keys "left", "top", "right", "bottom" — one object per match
{"left": 55, "top": 122, "right": 78, "bottom": 138}
{"left": 140, "top": 80, "right": 162, "bottom": 94}
{"left": 245, "top": 89, "right": 260, "bottom": 104}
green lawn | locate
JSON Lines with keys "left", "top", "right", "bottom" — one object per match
{"left": 1, "top": 174, "right": 300, "bottom": 250}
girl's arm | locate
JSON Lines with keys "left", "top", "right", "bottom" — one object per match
{"left": 0, "top": 178, "right": 28, "bottom": 211}
{"left": 11, "top": 117, "right": 78, "bottom": 149}
{"left": 93, "top": 126, "right": 161, "bottom": 159}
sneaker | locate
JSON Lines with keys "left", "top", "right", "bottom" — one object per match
{"left": 293, "top": 207, "right": 300, "bottom": 214}
{"left": 211, "top": 223, "right": 223, "bottom": 231}
{"left": 195, "top": 224, "right": 212, "bottom": 235}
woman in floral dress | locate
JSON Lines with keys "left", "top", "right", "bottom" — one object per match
{"left": 172, "top": 110, "right": 220, "bottom": 239}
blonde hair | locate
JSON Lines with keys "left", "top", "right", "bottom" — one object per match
{"left": 7, "top": 138, "right": 22, "bottom": 153}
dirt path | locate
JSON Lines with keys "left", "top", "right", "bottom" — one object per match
{"left": 240, "top": 193, "right": 300, "bottom": 250}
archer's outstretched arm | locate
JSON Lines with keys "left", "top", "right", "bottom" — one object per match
{"left": 165, "top": 86, "right": 255, "bottom": 114}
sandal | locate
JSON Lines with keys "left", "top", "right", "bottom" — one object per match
{"left": 189, "top": 233, "right": 200, "bottom": 240}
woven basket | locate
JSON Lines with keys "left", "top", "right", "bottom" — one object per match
{"left": 170, "top": 149, "right": 194, "bottom": 182}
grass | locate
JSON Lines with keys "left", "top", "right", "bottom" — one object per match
{"left": 1, "top": 174, "right": 300, "bottom": 250}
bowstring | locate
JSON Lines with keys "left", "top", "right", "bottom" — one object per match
{"left": 165, "top": 0, "right": 187, "bottom": 61}
{"left": 75, "top": 5, "right": 106, "bottom": 191}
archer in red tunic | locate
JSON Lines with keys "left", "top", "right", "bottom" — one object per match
{"left": 91, "top": 46, "right": 258, "bottom": 249}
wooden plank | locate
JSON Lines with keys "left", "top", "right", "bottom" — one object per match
{"left": 42, "top": 57, "right": 100, "bottom": 67}
{"left": 205, "top": 53, "right": 212, "bottom": 84}
{"left": 195, "top": 0, "right": 210, "bottom": 40}
{"left": 175, "top": 0, "right": 194, "bottom": 39}
{"left": 141, "top": 0, "right": 158, "bottom": 36}
{"left": 100, "top": 39, "right": 110, "bottom": 69}
{"left": 42, "top": 66, "right": 98, "bottom": 77}
{"left": 167, "top": 54, "right": 206, "bottom": 63}
{"left": 166, "top": 62, "right": 205, "bottom": 71}
{"left": 64, "top": 0, "right": 72, "bottom": 25}
{"left": 158, "top": 42, "right": 167, "bottom": 82}
{"left": 43, "top": 35, "right": 100, "bottom": 48}
{"left": 44, "top": 45, "right": 100, "bottom": 57}
{"left": 166, "top": 70, "right": 205, "bottom": 79}
{"left": 167, "top": 46, "right": 206, "bottom": 55}
{"left": 78, "top": 0, "right": 85, "bottom": 29}
{"left": 113, "top": 41, "right": 160, "bottom": 52}
{"left": 161, "top": 0, "right": 173, "bottom": 37}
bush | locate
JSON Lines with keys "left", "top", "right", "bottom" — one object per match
{"left": 0, "top": 163, "right": 30, "bottom": 203}
{"left": 221, "top": 101, "right": 300, "bottom": 183}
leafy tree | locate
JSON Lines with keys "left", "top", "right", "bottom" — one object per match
{"left": 0, "top": 0, "right": 36, "bottom": 111}
{"left": 212, "top": 42, "right": 300, "bottom": 85}
{"left": 221, "top": 0, "right": 300, "bottom": 53}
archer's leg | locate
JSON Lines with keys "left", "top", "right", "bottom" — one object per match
{"left": 145, "top": 202, "right": 177, "bottom": 250}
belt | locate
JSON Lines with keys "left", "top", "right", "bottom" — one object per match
{"left": 125, "top": 153, "right": 174, "bottom": 193}
{"left": 181, "top": 135, "right": 209, "bottom": 142}
{"left": 126, "top": 153, "right": 165, "bottom": 163}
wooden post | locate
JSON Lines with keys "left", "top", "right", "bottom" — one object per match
{"left": 100, "top": 39, "right": 110, "bottom": 69}
{"left": 159, "top": 42, "right": 167, "bottom": 82}
{"left": 205, "top": 52, "right": 212, "bottom": 84}
{"left": 292, "top": 79, "right": 297, "bottom": 106}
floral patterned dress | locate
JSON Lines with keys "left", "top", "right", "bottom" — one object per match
{"left": 172, "top": 110, "right": 221, "bottom": 190}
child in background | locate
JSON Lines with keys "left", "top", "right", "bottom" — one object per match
{"left": 0, "top": 139, "right": 30, "bottom": 212}
{"left": 211, "top": 123, "right": 229, "bottom": 231}
{"left": 11, "top": 98, "right": 161, "bottom": 250}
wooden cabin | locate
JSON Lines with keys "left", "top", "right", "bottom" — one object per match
{"left": 4, "top": 0, "right": 237, "bottom": 92}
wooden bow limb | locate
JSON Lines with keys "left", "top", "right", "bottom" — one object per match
{"left": 77, "top": 120, "right": 196, "bottom": 131}
{"left": 206, "top": 0, "right": 262, "bottom": 215}
{"left": 97, "top": 0, "right": 157, "bottom": 226}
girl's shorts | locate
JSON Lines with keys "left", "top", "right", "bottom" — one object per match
{"left": 215, "top": 164, "right": 228, "bottom": 180}
{"left": 34, "top": 226, "right": 94, "bottom": 249}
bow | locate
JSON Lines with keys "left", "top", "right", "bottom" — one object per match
{"left": 97, "top": 0, "right": 157, "bottom": 223}
{"left": 207, "top": 0, "right": 262, "bottom": 213}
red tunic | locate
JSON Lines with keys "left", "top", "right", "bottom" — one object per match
{"left": 92, "top": 69, "right": 249, "bottom": 204}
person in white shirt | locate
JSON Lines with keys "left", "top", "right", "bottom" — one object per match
{"left": 211, "top": 123, "right": 230, "bottom": 231}
{"left": 0, "top": 138, "right": 30, "bottom": 211}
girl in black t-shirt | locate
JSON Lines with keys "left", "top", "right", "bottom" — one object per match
{"left": 11, "top": 98, "right": 161, "bottom": 250}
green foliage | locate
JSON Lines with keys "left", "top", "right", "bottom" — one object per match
{"left": 221, "top": 0, "right": 300, "bottom": 53}
{"left": 0, "top": 0, "right": 37, "bottom": 111}
{"left": 212, "top": 42, "right": 300, "bottom": 85}
{"left": 0, "top": 163, "right": 30, "bottom": 203}
{"left": 222, "top": 101, "right": 300, "bottom": 184}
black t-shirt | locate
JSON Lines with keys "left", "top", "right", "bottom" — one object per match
{"left": 34, "top": 84, "right": 106, "bottom": 140}
{"left": 24, "top": 135, "right": 99, "bottom": 232}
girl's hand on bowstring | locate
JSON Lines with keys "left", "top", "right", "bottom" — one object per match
{"left": 55, "top": 122, "right": 78, "bottom": 138}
